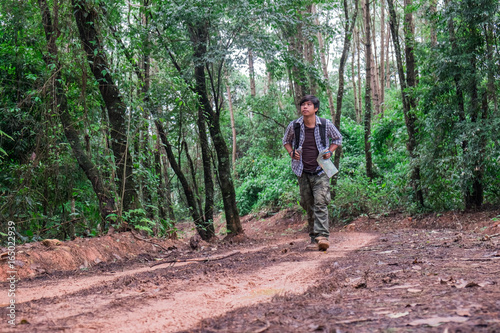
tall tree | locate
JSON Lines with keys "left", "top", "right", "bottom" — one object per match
{"left": 248, "top": 49, "right": 256, "bottom": 97}
{"left": 155, "top": 120, "right": 211, "bottom": 238}
{"left": 352, "top": 44, "right": 360, "bottom": 123}
{"left": 334, "top": 0, "right": 359, "bottom": 176}
{"left": 73, "top": 0, "right": 138, "bottom": 215}
{"left": 187, "top": 20, "right": 242, "bottom": 236}
{"left": 363, "top": 0, "right": 374, "bottom": 179}
{"left": 38, "top": 0, "right": 115, "bottom": 225}
{"left": 356, "top": 26, "right": 363, "bottom": 122}
{"left": 370, "top": 11, "right": 381, "bottom": 115}
{"left": 380, "top": 0, "right": 386, "bottom": 113}
{"left": 314, "top": 4, "right": 336, "bottom": 122}
{"left": 387, "top": 0, "right": 424, "bottom": 205}
{"left": 226, "top": 77, "right": 237, "bottom": 173}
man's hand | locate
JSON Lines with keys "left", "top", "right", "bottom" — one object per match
{"left": 290, "top": 150, "right": 300, "bottom": 160}
{"left": 322, "top": 151, "right": 332, "bottom": 159}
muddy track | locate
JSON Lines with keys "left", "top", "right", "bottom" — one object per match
{"left": 0, "top": 232, "right": 375, "bottom": 332}
{"left": 1, "top": 209, "right": 500, "bottom": 333}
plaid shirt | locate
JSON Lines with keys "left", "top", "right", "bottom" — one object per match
{"left": 282, "top": 116, "right": 342, "bottom": 177}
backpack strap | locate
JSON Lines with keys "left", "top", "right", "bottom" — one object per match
{"left": 293, "top": 120, "right": 301, "bottom": 150}
{"left": 319, "top": 117, "right": 327, "bottom": 147}
{"left": 292, "top": 118, "right": 327, "bottom": 154}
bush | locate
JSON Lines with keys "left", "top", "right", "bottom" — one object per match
{"left": 235, "top": 155, "right": 298, "bottom": 215}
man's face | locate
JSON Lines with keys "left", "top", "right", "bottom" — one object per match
{"left": 301, "top": 101, "right": 318, "bottom": 116}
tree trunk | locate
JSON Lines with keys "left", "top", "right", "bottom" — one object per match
{"left": 352, "top": 46, "right": 359, "bottom": 123}
{"left": 334, "top": 0, "right": 358, "bottom": 166}
{"left": 332, "top": 0, "right": 359, "bottom": 196}
{"left": 154, "top": 135, "right": 168, "bottom": 223}
{"left": 264, "top": 70, "right": 272, "bottom": 95}
{"left": 403, "top": 0, "right": 424, "bottom": 206}
{"left": 380, "top": 0, "right": 386, "bottom": 113}
{"left": 227, "top": 79, "right": 237, "bottom": 173}
{"left": 155, "top": 120, "right": 214, "bottom": 239}
{"left": 248, "top": 49, "right": 256, "bottom": 97}
{"left": 289, "top": 40, "right": 305, "bottom": 113}
{"left": 465, "top": 78, "right": 483, "bottom": 209}
{"left": 356, "top": 26, "right": 363, "bottom": 121}
{"left": 370, "top": 13, "right": 381, "bottom": 115}
{"left": 363, "top": 0, "right": 374, "bottom": 179}
{"left": 314, "top": 4, "right": 336, "bottom": 121}
{"left": 386, "top": 23, "right": 391, "bottom": 88}
{"left": 73, "top": 0, "right": 137, "bottom": 213}
{"left": 287, "top": 67, "right": 295, "bottom": 101}
{"left": 39, "top": 0, "right": 115, "bottom": 225}
{"left": 485, "top": 24, "right": 498, "bottom": 115}
{"left": 195, "top": 88, "right": 215, "bottom": 236}
{"left": 287, "top": 18, "right": 309, "bottom": 112}
{"left": 141, "top": 0, "right": 153, "bottom": 218}
{"left": 305, "top": 5, "right": 317, "bottom": 95}
{"left": 183, "top": 140, "right": 204, "bottom": 217}
{"left": 464, "top": 22, "right": 484, "bottom": 208}
{"left": 158, "top": 137, "right": 176, "bottom": 222}
{"left": 189, "top": 23, "right": 242, "bottom": 237}
{"left": 387, "top": 0, "right": 424, "bottom": 206}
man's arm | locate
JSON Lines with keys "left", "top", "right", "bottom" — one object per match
{"left": 282, "top": 122, "right": 300, "bottom": 160}
{"left": 323, "top": 121, "right": 342, "bottom": 159}
{"left": 284, "top": 143, "right": 300, "bottom": 160}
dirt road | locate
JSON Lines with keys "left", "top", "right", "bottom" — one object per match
{"left": 1, "top": 209, "right": 499, "bottom": 332}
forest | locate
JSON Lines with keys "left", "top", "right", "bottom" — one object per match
{"left": 1, "top": 0, "right": 499, "bottom": 243}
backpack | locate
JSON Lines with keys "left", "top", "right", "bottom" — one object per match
{"left": 293, "top": 117, "right": 327, "bottom": 150}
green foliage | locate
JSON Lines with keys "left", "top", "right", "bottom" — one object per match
{"left": 235, "top": 155, "right": 297, "bottom": 215}
{"left": 331, "top": 172, "right": 397, "bottom": 224}
{"left": 416, "top": 0, "right": 500, "bottom": 210}
{"left": 122, "top": 209, "right": 156, "bottom": 235}
{"left": 0, "top": 130, "right": 13, "bottom": 158}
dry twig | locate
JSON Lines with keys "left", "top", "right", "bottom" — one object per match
{"left": 130, "top": 230, "right": 174, "bottom": 253}
{"left": 150, "top": 251, "right": 241, "bottom": 268}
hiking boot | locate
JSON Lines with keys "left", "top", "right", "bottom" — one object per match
{"left": 317, "top": 237, "right": 330, "bottom": 251}
{"left": 306, "top": 242, "right": 319, "bottom": 251}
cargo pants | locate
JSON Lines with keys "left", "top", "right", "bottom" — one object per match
{"left": 298, "top": 172, "right": 330, "bottom": 242}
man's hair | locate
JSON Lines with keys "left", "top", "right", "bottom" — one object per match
{"left": 299, "top": 95, "right": 320, "bottom": 113}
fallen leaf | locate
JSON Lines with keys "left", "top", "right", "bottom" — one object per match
{"left": 408, "top": 316, "right": 468, "bottom": 327}
{"left": 387, "top": 311, "right": 410, "bottom": 318}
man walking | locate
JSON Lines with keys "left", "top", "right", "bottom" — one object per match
{"left": 282, "top": 95, "right": 342, "bottom": 251}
